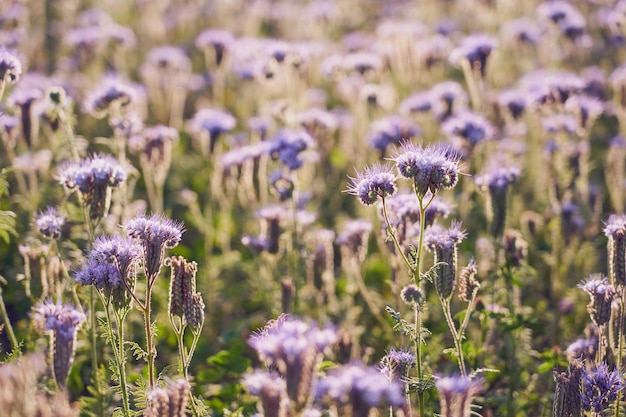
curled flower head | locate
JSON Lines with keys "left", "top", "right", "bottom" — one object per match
{"left": 579, "top": 274, "right": 616, "bottom": 326}
{"left": 57, "top": 153, "right": 127, "bottom": 220}
{"left": 269, "top": 129, "right": 316, "bottom": 171}
{"left": 0, "top": 47, "right": 21, "bottom": 84}
{"left": 83, "top": 77, "right": 141, "bottom": 118}
{"left": 449, "top": 33, "right": 498, "bottom": 77}
{"left": 125, "top": 214, "right": 185, "bottom": 279}
{"left": 187, "top": 108, "right": 236, "bottom": 154}
{"left": 436, "top": 374, "right": 483, "bottom": 417}
{"left": 581, "top": 363, "right": 624, "bottom": 413}
{"left": 347, "top": 163, "right": 397, "bottom": 206}
{"left": 604, "top": 214, "right": 626, "bottom": 285}
{"left": 392, "top": 143, "right": 461, "bottom": 197}
{"left": 441, "top": 110, "right": 495, "bottom": 155}
{"left": 380, "top": 348, "right": 415, "bottom": 382}
{"left": 367, "top": 115, "right": 420, "bottom": 155}
{"left": 35, "top": 207, "right": 65, "bottom": 240}
{"left": 425, "top": 222, "right": 467, "bottom": 299}
{"left": 32, "top": 300, "right": 85, "bottom": 341}
{"left": 316, "top": 361, "right": 404, "bottom": 413}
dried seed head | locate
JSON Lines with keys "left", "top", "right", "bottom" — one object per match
{"left": 458, "top": 259, "right": 480, "bottom": 303}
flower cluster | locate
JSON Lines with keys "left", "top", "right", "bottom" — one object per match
{"left": 581, "top": 363, "right": 624, "bottom": 413}
{"left": 604, "top": 214, "right": 626, "bottom": 286}
{"left": 57, "top": 153, "right": 127, "bottom": 220}
{"left": 347, "top": 163, "right": 397, "bottom": 206}
{"left": 425, "top": 222, "right": 467, "bottom": 299}
{"left": 435, "top": 374, "right": 483, "bottom": 417}
{"left": 578, "top": 275, "right": 616, "bottom": 326}
{"left": 392, "top": 143, "right": 461, "bottom": 198}
{"left": 35, "top": 207, "right": 65, "bottom": 240}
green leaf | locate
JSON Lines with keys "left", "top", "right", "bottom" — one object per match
{"left": 126, "top": 341, "right": 148, "bottom": 362}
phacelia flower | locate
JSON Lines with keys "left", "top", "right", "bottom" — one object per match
{"left": 336, "top": 219, "right": 373, "bottom": 264}
{"left": 565, "top": 337, "right": 597, "bottom": 362}
{"left": 400, "top": 284, "right": 424, "bottom": 306}
{"left": 458, "top": 258, "right": 480, "bottom": 303}
{"left": 475, "top": 164, "right": 521, "bottom": 238}
{"left": 392, "top": 143, "right": 461, "bottom": 197}
{"left": 57, "top": 153, "right": 127, "bottom": 220}
{"left": 367, "top": 115, "right": 421, "bottom": 156}
{"left": 269, "top": 129, "right": 316, "bottom": 170}
{"left": 243, "top": 370, "right": 289, "bottom": 417}
{"left": 603, "top": 214, "right": 626, "bottom": 286}
{"left": 449, "top": 33, "right": 498, "bottom": 77}
{"left": 75, "top": 234, "right": 142, "bottom": 307}
{"left": 380, "top": 348, "right": 415, "bottom": 382}
{"left": 436, "top": 374, "right": 483, "bottom": 417}
{"left": 144, "top": 379, "right": 189, "bottom": 417}
{"left": 187, "top": 108, "right": 236, "bottom": 155}
{"left": 83, "top": 77, "right": 141, "bottom": 118}
{"left": 579, "top": 274, "right": 616, "bottom": 326}
{"left": 429, "top": 81, "right": 468, "bottom": 121}
{"left": 0, "top": 47, "right": 21, "bottom": 85}
{"left": 249, "top": 316, "right": 338, "bottom": 409}
{"left": 32, "top": 300, "right": 85, "bottom": 386}
{"left": 35, "top": 207, "right": 65, "bottom": 240}
{"left": 347, "top": 163, "right": 397, "bottom": 206}
{"left": 441, "top": 110, "right": 495, "bottom": 155}
{"left": 195, "top": 29, "right": 235, "bottom": 66}
{"left": 497, "top": 89, "right": 528, "bottom": 121}
{"left": 129, "top": 125, "right": 179, "bottom": 185}
{"left": 124, "top": 214, "right": 185, "bottom": 280}
{"left": 165, "top": 255, "right": 200, "bottom": 321}
{"left": 425, "top": 222, "right": 467, "bottom": 299}
{"left": 316, "top": 361, "right": 405, "bottom": 415}
{"left": 581, "top": 363, "right": 624, "bottom": 413}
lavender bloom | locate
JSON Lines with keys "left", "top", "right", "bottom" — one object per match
{"left": 537, "top": 1, "right": 580, "bottom": 24}
{"left": 603, "top": 214, "right": 626, "bottom": 286}
{"left": 497, "top": 89, "right": 528, "bottom": 121}
{"left": 501, "top": 18, "right": 543, "bottom": 45}
{"left": 449, "top": 33, "right": 498, "bottom": 77}
{"left": 83, "top": 76, "right": 141, "bottom": 118}
{"left": 57, "top": 153, "right": 127, "bottom": 220}
{"left": 400, "top": 284, "right": 423, "bottom": 306}
{"left": 380, "top": 348, "right": 415, "bottom": 382}
{"left": 425, "top": 222, "right": 467, "bottom": 299}
{"left": 298, "top": 108, "right": 339, "bottom": 138}
{"left": 400, "top": 91, "right": 433, "bottom": 114}
{"left": 414, "top": 34, "right": 452, "bottom": 68}
{"left": 565, "top": 337, "right": 597, "bottom": 362}
{"left": 187, "top": 108, "right": 236, "bottom": 155}
{"left": 367, "top": 115, "right": 420, "bottom": 155}
{"left": 475, "top": 165, "right": 521, "bottom": 238}
{"left": 35, "top": 207, "right": 65, "bottom": 240}
{"left": 124, "top": 214, "right": 185, "bottom": 280}
{"left": 429, "top": 81, "right": 468, "bottom": 120}
{"left": 441, "top": 110, "right": 495, "bottom": 155}
{"left": 541, "top": 114, "right": 578, "bottom": 135}
{"left": 243, "top": 370, "right": 289, "bottom": 417}
{"left": 346, "top": 163, "right": 397, "bottom": 206}
{"left": 254, "top": 205, "right": 287, "bottom": 254}
{"left": 0, "top": 47, "right": 21, "bottom": 84}
{"left": 392, "top": 143, "right": 461, "bottom": 198}
{"left": 581, "top": 364, "right": 624, "bottom": 413}
{"left": 316, "top": 361, "right": 405, "bottom": 416}
{"left": 75, "top": 234, "right": 141, "bottom": 307}
{"left": 436, "top": 375, "right": 483, "bottom": 417}
{"left": 269, "top": 129, "right": 315, "bottom": 170}
{"left": 195, "top": 29, "right": 234, "bottom": 66}
{"left": 32, "top": 300, "right": 85, "bottom": 387}
{"left": 343, "top": 52, "right": 383, "bottom": 75}
{"left": 249, "top": 316, "right": 337, "bottom": 410}
{"left": 579, "top": 274, "right": 616, "bottom": 326}
{"left": 336, "top": 219, "right": 373, "bottom": 263}
{"left": 523, "top": 70, "right": 584, "bottom": 106}
{"left": 129, "top": 125, "right": 179, "bottom": 184}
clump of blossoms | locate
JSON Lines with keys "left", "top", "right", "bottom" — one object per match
{"left": 581, "top": 363, "right": 624, "bottom": 413}
{"left": 425, "top": 222, "right": 467, "bottom": 300}
{"left": 35, "top": 207, "right": 65, "bottom": 240}
{"left": 475, "top": 164, "right": 521, "bottom": 238}
{"left": 0, "top": 47, "right": 21, "bottom": 99}
{"left": 57, "top": 153, "right": 127, "bottom": 222}
{"left": 32, "top": 300, "right": 86, "bottom": 387}
{"left": 346, "top": 163, "right": 397, "bottom": 206}
{"left": 246, "top": 315, "right": 338, "bottom": 414}
{"left": 604, "top": 214, "right": 626, "bottom": 286}
{"left": 435, "top": 374, "right": 483, "bottom": 417}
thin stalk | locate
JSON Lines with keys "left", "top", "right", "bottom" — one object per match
{"left": 381, "top": 197, "right": 415, "bottom": 277}
{"left": 142, "top": 281, "right": 156, "bottom": 390}
{"left": 615, "top": 287, "right": 625, "bottom": 417}
{"left": 0, "top": 281, "right": 19, "bottom": 352}
{"left": 441, "top": 297, "right": 466, "bottom": 377}
{"left": 89, "top": 286, "right": 104, "bottom": 417}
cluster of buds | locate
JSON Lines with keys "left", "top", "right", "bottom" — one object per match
{"left": 425, "top": 222, "right": 467, "bottom": 300}
{"left": 166, "top": 256, "right": 205, "bottom": 329}
{"left": 144, "top": 379, "right": 189, "bottom": 417}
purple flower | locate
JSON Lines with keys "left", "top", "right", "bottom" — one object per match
{"left": 475, "top": 165, "right": 521, "bottom": 193}
{"left": 441, "top": 110, "right": 495, "bottom": 154}
{"left": 35, "top": 207, "right": 65, "bottom": 240}
{"left": 187, "top": 108, "right": 237, "bottom": 154}
{"left": 83, "top": 76, "right": 141, "bottom": 118}
{"left": 497, "top": 89, "right": 528, "bottom": 120}
{"left": 346, "top": 163, "right": 397, "bottom": 206}
{"left": 501, "top": 18, "right": 543, "bottom": 45}
{"left": 579, "top": 274, "right": 616, "bottom": 326}
{"left": 367, "top": 115, "right": 420, "bottom": 155}
{"left": 400, "top": 91, "right": 434, "bottom": 114}
{"left": 392, "top": 143, "right": 461, "bottom": 197}
{"left": 581, "top": 363, "right": 624, "bottom": 413}
{"left": 436, "top": 374, "right": 483, "bottom": 417}
{"left": 522, "top": 70, "right": 584, "bottom": 106}
{"left": 603, "top": 214, "right": 626, "bottom": 286}
{"left": 249, "top": 316, "right": 337, "bottom": 409}
{"left": 125, "top": 214, "right": 185, "bottom": 280}
{"left": 429, "top": 81, "right": 468, "bottom": 120}
{"left": 57, "top": 153, "right": 127, "bottom": 220}
{"left": 449, "top": 34, "right": 498, "bottom": 77}
{"left": 425, "top": 222, "right": 467, "bottom": 299}
{"left": 380, "top": 348, "right": 415, "bottom": 382}
{"left": 0, "top": 47, "right": 21, "bottom": 84}
{"left": 316, "top": 361, "right": 405, "bottom": 414}
{"left": 32, "top": 300, "right": 85, "bottom": 341}
{"left": 269, "top": 129, "right": 315, "bottom": 170}
{"left": 195, "top": 29, "right": 234, "bottom": 66}
{"left": 565, "top": 337, "right": 597, "bottom": 361}
{"left": 336, "top": 219, "right": 373, "bottom": 260}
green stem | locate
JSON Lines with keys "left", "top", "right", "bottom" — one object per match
{"left": 0, "top": 281, "right": 19, "bottom": 353}
{"left": 90, "top": 286, "right": 104, "bottom": 417}
{"left": 113, "top": 307, "right": 131, "bottom": 417}
{"left": 381, "top": 197, "right": 415, "bottom": 277}
{"left": 441, "top": 297, "right": 466, "bottom": 377}
{"left": 143, "top": 281, "right": 156, "bottom": 390}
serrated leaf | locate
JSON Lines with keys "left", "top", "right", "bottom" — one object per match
{"left": 419, "top": 261, "right": 446, "bottom": 283}
{"left": 126, "top": 341, "right": 148, "bottom": 361}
